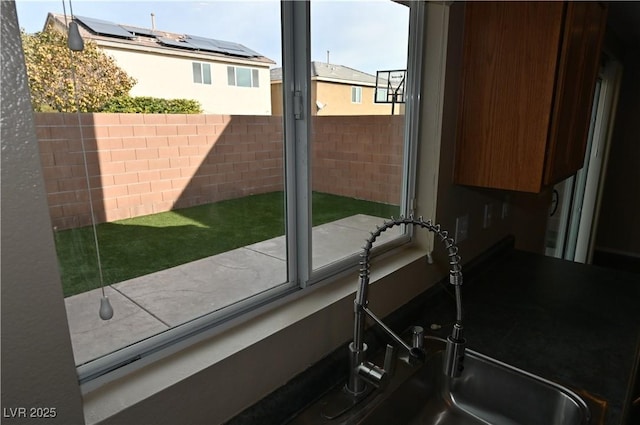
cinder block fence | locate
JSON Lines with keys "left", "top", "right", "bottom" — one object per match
{"left": 34, "top": 113, "right": 403, "bottom": 230}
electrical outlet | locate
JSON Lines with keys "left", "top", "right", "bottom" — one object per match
{"left": 483, "top": 203, "right": 493, "bottom": 229}
{"left": 455, "top": 214, "right": 469, "bottom": 243}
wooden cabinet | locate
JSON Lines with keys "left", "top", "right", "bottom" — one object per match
{"left": 453, "top": 2, "right": 607, "bottom": 193}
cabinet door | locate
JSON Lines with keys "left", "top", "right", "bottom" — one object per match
{"left": 454, "top": 2, "right": 565, "bottom": 192}
{"left": 544, "top": 2, "right": 608, "bottom": 185}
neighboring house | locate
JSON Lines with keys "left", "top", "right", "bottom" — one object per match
{"left": 44, "top": 13, "right": 275, "bottom": 114}
{"left": 270, "top": 61, "right": 396, "bottom": 116}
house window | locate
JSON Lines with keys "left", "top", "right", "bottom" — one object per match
{"left": 351, "top": 86, "right": 362, "bottom": 103}
{"left": 375, "top": 87, "right": 388, "bottom": 103}
{"left": 227, "top": 66, "right": 259, "bottom": 87}
{"left": 21, "top": 0, "right": 418, "bottom": 384}
{"left": 192, "top": 62, "right": 211, "bottom": 84}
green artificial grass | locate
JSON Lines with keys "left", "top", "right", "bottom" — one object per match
{"left": 54, "top": 192, "right": 399, "bottom": 297}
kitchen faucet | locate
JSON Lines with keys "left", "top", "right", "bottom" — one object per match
{"left": 346, "top": 216, "right": 466, "bottom": 396}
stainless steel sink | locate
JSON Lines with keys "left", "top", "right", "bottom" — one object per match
{"left": 289, "top": 338, "right": 591, "bottom": 425}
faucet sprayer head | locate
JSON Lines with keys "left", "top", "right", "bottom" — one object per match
{"left": 444, "top": 322, "right": 466, "bottom": 378}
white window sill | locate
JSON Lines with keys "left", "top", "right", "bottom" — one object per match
{"left": 81, "top": 245, "right": 435, "bottom": 425}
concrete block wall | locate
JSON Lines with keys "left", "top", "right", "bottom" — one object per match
{"left": 312, "top": 115, "right": 404, "bottom": 205}
{"left": 35, "top": 113, "right": 403, "bottom": 230}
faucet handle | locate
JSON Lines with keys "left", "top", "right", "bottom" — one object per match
{"left": 411, "top": 326, "right": 424, "bottom": 350}
{"left": 383, "top": 344, "right": 398, "bottom": 377}
{"left": 356, "top": 361, "right": 389, "bottom": 388}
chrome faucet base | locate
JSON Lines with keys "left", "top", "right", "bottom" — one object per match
{"left": 321, "top": 383, "right": 373, "bottom": 421}
{"left": 347, "top": 342, "right": 369, "bottom": 395}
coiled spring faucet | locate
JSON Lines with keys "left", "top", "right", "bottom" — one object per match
{"left": 346, "top": 216, "right": 466, "bottom": 396}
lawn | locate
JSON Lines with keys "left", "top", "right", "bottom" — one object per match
{"left": 54, "top": 192, "right": 400, "bottom": 297}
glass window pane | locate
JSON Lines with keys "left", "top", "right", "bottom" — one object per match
{"left": 17, "top": 0, "right": 286, "bottom": 369}
{"left": 252, "top": 68, "right": 259, "bottom": 87}
{"left": 227, "top": 66, "right": 236, "bottom": 86}
{"left": 351, "top": 86, "right": 362, "bottom": 103}
{"left": 310, "top": 0, "right": 409, "bottom": 271}
{"left": 202, "top": 63, "right": 211, "bottom": 84}
{"left": 236, "top": 67, "right": 252, "bottom": 87}
{"left": 193, "top": 62, "right": 202, "bottom": 84}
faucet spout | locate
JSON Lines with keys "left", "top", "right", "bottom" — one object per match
{"left": 361, "top": 305, "right": 414, "bottom": 354}
{"left": 346, "top": 216, "right": 465, "bottom": 396}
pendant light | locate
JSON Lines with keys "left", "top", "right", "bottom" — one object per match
{"left": 67, "top": 20, "right": 84, "bottom": 51}
{"left": 62, "top": 0, "right": 113, "bottom": 320}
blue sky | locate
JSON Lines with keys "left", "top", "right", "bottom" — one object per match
{"left": 15, "top": 1, "right": 409, "bottom": 74}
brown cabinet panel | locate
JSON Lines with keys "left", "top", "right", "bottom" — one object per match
{"left": 454, "top": 2, "right": 607, "bottom": 193}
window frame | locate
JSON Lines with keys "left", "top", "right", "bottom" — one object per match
{"left": 351, "top": 86, "right": 362, "bottom": 103}
{"left": 227, "top": 65, "right": 260, "bottom": 88}
{"left": 192, "top": 61, "right": 212, "bottom": 85}
{"left": 77, "top": 0, "right": 424, "bottom": 387}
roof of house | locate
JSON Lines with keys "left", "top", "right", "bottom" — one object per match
{"left": 270, "top": 61, "right": 378, "bottom": 86}
{"left": 45, "top": 13, "right": 275, "bottom": 65}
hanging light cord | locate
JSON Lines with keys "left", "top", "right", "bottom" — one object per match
{"left": 61, "top": 1, "right": 112, "bottom": 319}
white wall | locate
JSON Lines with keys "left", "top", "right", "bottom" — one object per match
{"left": 1, "top": 2, "right": 85, "bottom": 423}
{"left": 103, "top": 46, "right": 272, "bottom": 115}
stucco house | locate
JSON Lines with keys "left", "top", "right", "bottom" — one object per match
{"left": 270, "top": 61, "right": 397, "bottom": 115}
{"left": 44, "top": 13, "right": 276, "bottom": 114}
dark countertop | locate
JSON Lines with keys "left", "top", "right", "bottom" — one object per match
{"left": 229, "top": 246, "right": 640, "bottom": 425}
{"left": 423, "top": 249, "right": 640, "bottom": 425}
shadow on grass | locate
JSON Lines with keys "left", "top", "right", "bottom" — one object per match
{"left": 54, "top": 192, "right": 399, "bottom": 297}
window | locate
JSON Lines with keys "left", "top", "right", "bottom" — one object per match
{"left": 351, "top": 86, "right": 362, "bottom": 103}
{"left": 375, "top": 87, "right": 388, "bottom": 102}
{"left": 309, "top": 0, "right": 415, "bottom": 275}
{"left": 227, "top": 66, "right": 259, "bottom": 87}
{"left": 192, "top": 62, "right": 211, "bottom": 84}
{"left": 17, "top": 0, "right": 421, "bottom": 385}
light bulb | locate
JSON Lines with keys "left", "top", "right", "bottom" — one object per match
{"left": 99, "top": 296, "right": 114, "bottom": 320}
{"left": 68, "top": 21, "right": 84, "bottom": 51}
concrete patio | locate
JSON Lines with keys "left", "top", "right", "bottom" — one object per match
{"left": 65, "top": 214, "right": 400, "bottom": 365}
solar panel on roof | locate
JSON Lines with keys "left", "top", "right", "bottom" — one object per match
{"left": 185, "top": 37, "right": 221, "bottom": 52}
{"left": 184, "top": 35, "right": 258, "bottom": 57}
{"left": 75, "top": 16, "right": 133, "bottom": 39}
{"left": 121, "top": 25, "right": 157, "bottom": 37}
{"left": 184, "top": 35, "right": 229, "bottom": 54}
{"left": 157, "top": 37, "right": 196, "bottom": 50}
{"left": 213, "top": 44, "right": 247, "bottom": 54}
{"left": 75, "top": 14, "right": 264, "bottom": 58}
{"left": 213, "top": 40, "right": 250, "bottom": 53}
